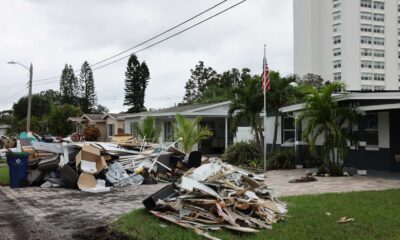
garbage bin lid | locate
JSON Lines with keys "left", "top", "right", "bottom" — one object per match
{"left": 6, "top": 152, "right": 30, "bottom": 157}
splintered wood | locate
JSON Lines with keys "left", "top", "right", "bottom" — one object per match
{"left": 147, "top": 161, "right": 287, "bottom": 240}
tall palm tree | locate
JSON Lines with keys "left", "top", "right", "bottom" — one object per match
{"left": 173, "top": 114, "right": 213, "bottom": 153}
{"left": 229, "top": 76, "right": 264, "bottom": 151}
{"left": 297, "top": 82, "right": 359, "bottom": 171}
{"left": 265, "top": 72, "right": 298, "bottom": 151}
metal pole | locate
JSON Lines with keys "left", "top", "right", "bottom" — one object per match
{"left": 26, "top": 63, "right": 33, "bottom": 132}
{"left": 263, "top": 44, "right": 267, "bottom": 174}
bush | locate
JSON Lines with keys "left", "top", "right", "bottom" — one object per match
{"left": 301, "top": 147, "right": 322, "bottom": 168}
{"left": 267, "top": 147, "right": 295, "bottom": 170}
{"left": 222, "top": 141, "right": 262, "bottom": 166}
{"left": 318, "top": 160, "right": 344, "bottom": 176}
{"left": 83, "top": 126, "right": 101, "bottom": 141}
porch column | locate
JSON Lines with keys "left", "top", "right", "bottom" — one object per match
{"left": 295, "top": 116, "right": 303, "bottom": 169}
{"left": 225, "top": 117, "right": 228, "bottom": 150}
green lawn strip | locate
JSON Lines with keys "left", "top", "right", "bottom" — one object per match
{"left": 0, "top": 166, "right": 9, "bottom": 186}
{"left": 111, "top": 189, "right": 400, "bottom": 240}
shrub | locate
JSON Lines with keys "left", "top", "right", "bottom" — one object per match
{"left": 318, "top": 160, "right": 344, "bottom": 176}
{"left": 222, "top": 141, "right": 262, "bottom": 166}
{"left": 83, "top": 126, "right": 101, "bottom": 141}
{"left": 267, "top": 147, "right": 295, "bottom": 170}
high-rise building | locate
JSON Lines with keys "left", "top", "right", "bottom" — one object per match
{"left": 294, "top": 0, "right": 400, "bottom": 91}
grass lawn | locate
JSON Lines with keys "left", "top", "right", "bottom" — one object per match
{"left": 111, "top": 189, "right": 400, "bottom": 240}
{"left": 0, "top": 166, "right": 9, "bottom": 186}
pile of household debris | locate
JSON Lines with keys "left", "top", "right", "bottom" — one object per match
{"left": 143, "top": 160, "right": 287, "bottom": 239}
{"left": 1, "top": 132, "right": 205, "bottom": 192}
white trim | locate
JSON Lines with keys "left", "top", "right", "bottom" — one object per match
{"left": 280, "top": 103, "right": 305, "bottom": 113}
{"left": 359, "top": 103, "right": 400, "bottom": 112}
{"left": 82, "top": 114, "right": 106, "bottom": 123}
{"left": 187, "top": 101, "right": 231, "bottom": 112}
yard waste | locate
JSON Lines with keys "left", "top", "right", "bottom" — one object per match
{"left": 143, "top": 160, "right": 287, "bottom": 240}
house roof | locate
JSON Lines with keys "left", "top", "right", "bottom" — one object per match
{"left": 124, "top": 101, "right": 231, "bottom": 119}
{"left": 280, "top": 91, "right": 400, "bottom": 113}
{"left": 102, "top": 113, "right": 129, "bottom": 120}
{"left": 82, "top": 114, "right": 106, "bottom": 122}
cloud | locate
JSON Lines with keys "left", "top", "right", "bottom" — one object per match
{"left": 0, "top": 0, "right": 293, "bottom": 112}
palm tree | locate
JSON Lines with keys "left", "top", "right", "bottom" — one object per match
{"left": 173, "top": 114, "right": 213, "bottom": 153}
{"left": 265, "top": 72, "right": 298, "bottom": 151}
{"left": 229, "top": 76, "right": 264, "bottom": 151}
{"left": 297, "top": 82, "right": 359, "bottom": 174}
{"left": 135, "top": 116, "right": 161, "bottom": 143}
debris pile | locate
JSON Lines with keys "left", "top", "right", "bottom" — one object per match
{"left": 143, "top": 160, "right": 287, "bottom": 239}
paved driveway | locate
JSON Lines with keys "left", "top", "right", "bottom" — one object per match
{"left": 266, "top": 169, "right": 400, "bottom": 196}
{"left": 1, "top": 169, "right": 400, "bottom": 239}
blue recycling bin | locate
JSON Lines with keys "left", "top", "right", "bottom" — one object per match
{"left": 6, "top": 152, "right": 29, "bottom": 188}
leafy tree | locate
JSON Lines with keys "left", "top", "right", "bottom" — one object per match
{"left": 182, "top": 61, "right": 219, "bottom": 104}
{"left": 60, "top": 64, "right": 79, "bottom": 105}
{"left": 0, "top": 110, "right": 13, "bottom": 125}
{"left": 134, "top": 116, "right": 161, "bottom": 143}
{"left": 92, "top": 104, "right": 109, "bottom": 114}
{"left": 78, "top": 61, "right": 97, "bottom": 113}
{"left": 229, "top": 76, "right": 264, "bottom": 151}
{"left": 48, "top": 104, "right": 82, "bottom": 136}
{"left": 12, "top": 94, "right": 52, "bottom": 120}
{"left": 173, "top": 114, "right": 213, "bottom": 153}
{"left": 297, "top": 82, "right": 359, "bottom": 176}
{"left": 124, "top": 54, "right": 150, "bottom": 113}
{"left": 39, "top": 90, "right": 61, "bottom": 105}
{"left": 265, "top": 72, "right": 298, "bottom": 151}
{"left": 298, "top": 73, "right": 324, "bottom": 88}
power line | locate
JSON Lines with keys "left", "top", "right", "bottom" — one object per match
{"left": 0, "top": 83, "right": 28, "bottom": 106}
{"left": 34, "top": 0, "right": 229, "bottom": 83}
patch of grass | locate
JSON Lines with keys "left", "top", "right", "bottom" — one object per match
{"left": 0, "top": 166, "right": 9, "bottom": 186}
{"left": 111, "top": 189, "right": 400, "bottom": 240}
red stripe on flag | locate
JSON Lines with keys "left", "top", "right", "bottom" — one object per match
{"left": 262, "top": 64, "right": 270, "bottom": 92}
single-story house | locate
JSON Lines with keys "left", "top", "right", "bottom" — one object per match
{"left": 124, "top": 101, "right": 235, "bottom": 154}
{"left": 271, "top": 91, "right": 400, "bottom": 172}
{"left": 102, "top": 113, "right": 127, "bottom": 141}
{"left": 68, "top": 114, "right": 107, "bottom": 141}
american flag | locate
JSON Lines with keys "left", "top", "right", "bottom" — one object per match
{"left": 262, "top": 60, "right": 270, "bottom": 93}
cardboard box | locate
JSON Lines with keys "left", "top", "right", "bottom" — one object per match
{"left": 77, "top": 173, "right": 97, "bottom": 189}
{"left": 75, "top": 144, "right": 107, "bottom": 174}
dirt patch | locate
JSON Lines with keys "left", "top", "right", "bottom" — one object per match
{"left": 72, "top": 225, "right": 133, "bottom": 240}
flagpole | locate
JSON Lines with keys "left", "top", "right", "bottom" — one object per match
{"left": 263, "top": 44, "right": 267, "bottom": 174}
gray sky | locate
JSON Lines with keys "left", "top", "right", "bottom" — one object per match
{"left": 0, "top": 0, "right": 293, "bottom": 113}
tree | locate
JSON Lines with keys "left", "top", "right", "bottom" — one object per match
{"left": 265, "top": 72, "right": 297, "bottom": 151}
{"left": 134, "top": 116, "right": 161, "bottom": 143}
{"left": 298, "top": 73, "right": 324, "bottom": 88}
{"left": 173, "top": 114, "right": 213, "bottom": 153}
{"left": 12, "top": 94, "right": 52, "bottom": 120}
{"left": 124, "top": 54, "right": 150, "bottom": 113}
{"left": 48, "top": 104, "right": 82, "bottom": 136}
{"left": 78, "top": 61, "right": 97, "bottom": 113}
{"left": 92, "top": 104, "right": 109, "bottom": 114}
{"left": 182, "top": 61, "right": 219, "bottom": 104}
{"left": 229, "top": 76, "right": 264, "bottom": 152}
{"left": 39, "top": 90, "right": 61, "bottom": 105}
{"left": 297, "top": 82, "right": 359, "bottom": 175}
{"left": 60, "top": 64, "right": 79, "bottom": 105}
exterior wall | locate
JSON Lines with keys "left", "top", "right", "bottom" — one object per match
{"left": 0, "top": 128, "right": 7, "bottom": 136}
{"left": 105, "top": 118, "right": 118, "bottom": 140}
{"left": 294, "top": 0, "right": 400, "bottom": 91}
{"left": 95, "top": 122, "right": 107, "bottom": 142}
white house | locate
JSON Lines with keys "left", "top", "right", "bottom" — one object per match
{"left": 124, "top": 101, "right": 235, "bottom": 154}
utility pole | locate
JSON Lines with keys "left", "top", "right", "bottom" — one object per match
{"left": 26, "top": 63, "right": 33, "bottom": 132}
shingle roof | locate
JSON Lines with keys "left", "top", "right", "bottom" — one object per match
{"left": 147, "top": 103, "right": 213, "bottom": 114}
{"left": 83, "top": 114, "right": 105, "bottom": 121}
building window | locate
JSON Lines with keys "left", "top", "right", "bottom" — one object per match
{"left": 361, "top": 48, "right": 373, "bottom": 57}
{"left": 373, "top": 25, "right": 384, "bottom": 34}
{"left": 361, "top": 24, "right": 372, "bottom": 32}
{"left": 333, "top": 72, "right": 342, "bottom": 81}
{"left": 361, "top": 60, "right": 373, "bottom": 68}
{"left": 333, "top": 23, "right": 341, "bottom": 33}
{"left": 130, "top": 122, "right": 139, "bottom": 137}
{"left": 374, "top": 49, "right": 385, "bottom": 58}
{"left": 365, "top": 113, "right": 378, "bottom": 147}
{"left": 333, "top": 48, "right": 341, "bottom": 57}
{"left": 107, "top": 124, "right": 115, "bottom": 137}
{"left": 333, "top": 36, "right": 341, "bottom": 44}
{"left": 361, "top": 85, "right": 373, "bottom": 91}
{"left": 164, "top": 121, "right": 174, "bottom": 142}
{"left": 361, "top": 12, "right": 372, "bottom": 20}
{"left": 333, "top": 11, "right": 341, "bottom": 20}
{"left": 283, "top": 115, "right": 295, "bottom": 143}
{"left": 373, "top": 1, "right": 384, "bottom": 10}
{"left": 333, "top": 0, "right": 341, "bottom": 8}
{"left": 361, "top": 0, "right": 372, "bottom": 8}
{"left": 374, "top": 73, "right": 385, "bottom": 81}
{"left": 374, "top": 13, "right": 384, "bottom": 22}
{"left": 361, "top": 36, "right": 372, "bottom": 44}
{"left": 374, "top": 61, "right": 385, "bottom": 69}
{"left": 361, "top": 73, "right": 373, "bottom": 81}
{"left": 374, "top": 85, "right": 385, "bottom": 91}
{"left": 333, "top": 60, "right": 341, "bottom": 69}
{"left": 373, "top": 37, "right": 384, "bottom": 46}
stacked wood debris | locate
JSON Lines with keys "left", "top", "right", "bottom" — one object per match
{"left": 144, "top": 160, "right": 287, "bottom": 239}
